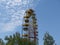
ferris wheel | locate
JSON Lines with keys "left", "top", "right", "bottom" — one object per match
{"left": 22, "top": 9, "right": 38, "bottom": 45}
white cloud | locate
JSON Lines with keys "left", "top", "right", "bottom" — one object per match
{"left": 14, "top": 0, "right": 21, "bottom": 3}
{"left": 1, "top": 20, "right": 21, "bottom": 32}
{"left": 5, "top": 0, "right": 35, "bottom": 9}
{"left": 0, "top": 0, "right": 40, "bottom": 33}
{"left": 11, "top": 10, "right": 25, "bottom": 21}
{"left": 0, "top": 9, "right": 25, "bottom": 33}
{"left": 0, "top": 0, "right": 30, "bottom": 33}
{"left": 2, "top": 23, "right": 16, "bottom": 32}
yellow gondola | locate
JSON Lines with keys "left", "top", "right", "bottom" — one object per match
{"left": 23, "top": 23, "right": 29, "bottom": 26}
{"left": 24, "top": 15, "right": 30, "bottom": 18}
{"left": 33, "top": 20, "right": 37, "bottom": 23}
{"left": 33, "top": 25, "right": 38, "bottom": 29}
{"left": 33, "top": 24, "right": 38, "bottom": 26}
{"left": 32, "top": 18, "right": 37, "bottom": 21}
{"left": 22, "top": 34, "right": 28, "bottom": 37}
{"left": 25, "top": 9, "right": 34, "bottom": 14}
{"left": 33, "top": 21, "right": 36, "bottom": 23}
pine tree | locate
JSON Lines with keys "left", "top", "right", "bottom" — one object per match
{"left": 43, "top": 32, "right": 55, "bottom": 45}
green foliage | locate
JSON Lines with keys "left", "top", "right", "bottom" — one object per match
{"left": 0, "top": 32, "right": 56, "bottom": 45}
{"left": 43, "top": 32, "right": 55, "bottom": 45}
{"left": 5, "top": 32, "right": 35, "bottom": 45}
{"left": 0, "top": 39, "right": 5, "bottom": 45}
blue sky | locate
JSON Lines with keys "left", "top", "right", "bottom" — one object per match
{"left": 0, "top": 0, "right": 60, "bottom": 45}
{"left": 36, "top": 0, "right": 60, "bottom": 45}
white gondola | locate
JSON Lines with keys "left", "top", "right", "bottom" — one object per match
{"left": 23, "top": 27, "right": 28, "bottom": 31}
{"left": 25, "top": 19, "right": 29, "bottom": 23}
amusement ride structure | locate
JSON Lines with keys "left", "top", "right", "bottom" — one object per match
{"left": 22, "top": 9, "right": 38, "bottom": 45}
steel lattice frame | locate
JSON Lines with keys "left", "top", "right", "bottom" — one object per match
{"left": 22, "top": 9, "right": 38, "bottom": 45}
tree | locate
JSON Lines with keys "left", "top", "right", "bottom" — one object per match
{"left": 43, "top": 32, "right": 55, "bottom": 45}
{"left": 5, "top": 32, "right": 35, "bottom": 45}
{"left": 0, "top": 39, "right": 5, "bottom": 45}
{"left": 5, "top": 32, "right": 21, "bottom": 45}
